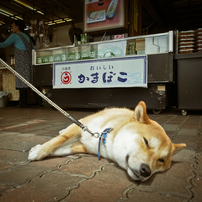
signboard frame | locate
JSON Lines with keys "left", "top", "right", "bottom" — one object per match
{"left": 84, "top": 0, "right": 128, "bottom": 33}
{"left": 53, "top": 56, "right": 148, "bottom": 89}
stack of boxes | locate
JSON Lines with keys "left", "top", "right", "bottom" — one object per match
{"left": 178, "top": 30, "right": 195, "bottom": 54}
{"left": 196, "top": 28, "right": 202, "bottom": 52}
{"left": 178, "top": 28, "right": 202, "bottom": 53}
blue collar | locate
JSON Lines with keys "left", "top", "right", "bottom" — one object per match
{"left": 98, "top": 128, "right": 113, "bottom": 160}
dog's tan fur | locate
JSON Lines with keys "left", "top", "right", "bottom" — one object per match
{"left": 28, "top": 101, "right": 186, "bottom": 181}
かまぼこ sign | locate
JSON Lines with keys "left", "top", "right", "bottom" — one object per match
{"left": 53, "top": 56, "right": 147, "bottom": 89}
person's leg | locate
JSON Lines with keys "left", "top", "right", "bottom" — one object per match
{"left": 19, "top": 89, "right": 29, "bottom": 107}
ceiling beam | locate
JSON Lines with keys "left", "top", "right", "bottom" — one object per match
{"left": 141, "top": 0, "right": 166, "bottom": 30}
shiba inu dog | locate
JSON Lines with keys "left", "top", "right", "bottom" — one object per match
{"left": 28, "top": 101, "right": 186, "bottom": 182}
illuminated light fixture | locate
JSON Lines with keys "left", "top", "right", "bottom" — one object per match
{"left": 0, "top": 9, "right": 14, "bottom": 17}
{"left": 0, "top": 11, "right": 10, "bottom": 17}
{"left": 13, "top": 0, "right": 44, "bottom": 15}
{"left": 0, "top": 20, "right": 5, "bottom": 25}
{"left": 11, "top": 16, "right": 23, "bottom": 20}
{"left": 0, "top": 9, "right": 23, "bottom": 20}
{"left": 46, "top": 18, "right": 72, "bottom": 26}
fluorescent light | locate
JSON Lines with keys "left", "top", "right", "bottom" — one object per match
{"left": 47, "top": 22, "right": 56, "bottom": 26}
{"left": 64, "top": 18, "right": 72, "bottom": 22}
{"left": 0, "top": 9, "right": 13, "bottom": 17}
{"left": 13, "top": 0, "right": 44, "bottom": 15}
{"left": 0, "top": 2, "right": 72, "bottom": 27}
{"left": 13, "top": 16, "right": 23, "bottom": 20}
{"left": 53, "top": 19, "right": 64, "bottom": 23}
{"left": 11, "top": 16, "right": 23, "bottom": 20}
{"left": 0, "top": 9, "right": 23, "bottom": 20}
{"left": 46, "top": 18, "right": 72, "bottom": 26}
{"left": 0, "top": 20, "right": 5, "bottom": 25}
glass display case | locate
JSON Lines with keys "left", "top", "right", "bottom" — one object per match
{"left": 32, "top": 31, "right": 173, "bottom": 65}
{"left": 32, "top": 31, "right": 174, "bottom": 111}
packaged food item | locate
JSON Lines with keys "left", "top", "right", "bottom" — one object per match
{"left": 196, "top": 41, "right": 202, "bottom": 46}
{"left": 195, "top": 28, "right": 202, "bottom": 52}
{"left": 106, "top": 0, "right": 119, "bottom": 18}
{"left": 178, "top": 28, "right": 202, "bottom": 53}
{"left": 81, "top": 34, "right": 87, "bottom": 44}
{"left": 196, "top": 35, "right": 202, "bottom": 39}
{"left": 179, "top": 48, "right": 194, "bottom": 54}
{"left": 197, "top": 48, "right": 202, "bottom": 52}
{"left": 196, "top": 28, "right": 202, "bottom": 35}
{"left": 178, "top": 30, "right": 196, "bottom": 53}
{"left": 179, "top": 45, "right": 195, "bottom": 48}
{"left": 126, "top": 40, "right": 136, "bottom": 55}
{"left": 180, "top": 30, "right": 195, "bottom": 36}
{"left": 180, "top": 36, "right": 195, "bottom": 41}
{"left": 179, "top": 41, "right": 195, "bottom": 44}
{"left": 87, "top": 10, "right": 106, "bottom": 24}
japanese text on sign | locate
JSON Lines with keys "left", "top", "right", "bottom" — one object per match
{"left": 53, "top": 56, "right": 147, "bottom": 89}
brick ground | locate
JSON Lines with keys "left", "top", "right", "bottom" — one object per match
{"left": 0, "top": 106, "right": 201, "bottom": 202}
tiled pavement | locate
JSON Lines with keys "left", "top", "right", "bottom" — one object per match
{"left": 0, "top": 106, "right": 201, "bottom": 202}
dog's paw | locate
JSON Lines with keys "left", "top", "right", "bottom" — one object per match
{"left": 28, "top": 144, "right": 43, "bottom": 161}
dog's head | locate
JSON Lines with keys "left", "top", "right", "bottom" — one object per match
{"left": 125, "top": 101, "right": 186, "bottom": 182}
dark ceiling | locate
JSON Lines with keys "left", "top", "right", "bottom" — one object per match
{"left": 0, "top": 0, "right": 202, "bottom": 34}
{"left": 142, "top": 0, "right": 202, "bottom": 33}
{"left": 0, "top": 0, "right": 84, "bottom": 31}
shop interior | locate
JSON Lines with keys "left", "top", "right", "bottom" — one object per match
{"left": 0, "top": 0, "right": 202, "bottom": 115}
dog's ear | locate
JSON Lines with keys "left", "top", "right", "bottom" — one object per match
{"left": 134, "top": 101, "right": 151, "bottom": 124}
{"left": 172, "top": 143, "right": 186, "bottom": 156}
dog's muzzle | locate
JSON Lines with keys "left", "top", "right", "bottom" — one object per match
{"left": 125, "top": 155, "right": 151, "bottom": 181}
{"left": 139, "top": 163, "right": 151, "bottom": 178}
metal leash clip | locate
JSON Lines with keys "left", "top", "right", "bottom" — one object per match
{"left": 82, "top": 126, "right": 100, "bottom": 138}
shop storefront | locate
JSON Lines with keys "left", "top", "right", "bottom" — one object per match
{"left": 0, "top": 0, "right": 202, "bottom": 115}
{"left": 33, "top": 31, "right": 174, "bottom": 113}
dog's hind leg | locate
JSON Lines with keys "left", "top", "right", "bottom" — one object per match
{"left": 28, "top": 123, "right": 83, "bottom": 161}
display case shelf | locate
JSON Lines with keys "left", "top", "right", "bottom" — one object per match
{"left": 33, "top": 31, "right": 173, "bottom": 65}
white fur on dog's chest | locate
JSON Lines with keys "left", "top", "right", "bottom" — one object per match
{"left": 80, "top": 117, "right": 113, "bottom": 156}
{"left": 80, "top": 127, "right": 111, "bottom": 159}
{"left": 80, "top": 123, "right": 140, "bottom": 169}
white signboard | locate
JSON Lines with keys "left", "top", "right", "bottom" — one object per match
{"left": 53, "top": 56, "right": 147, "bottom": 89}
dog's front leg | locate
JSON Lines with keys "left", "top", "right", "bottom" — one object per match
{"left": 50, "top": 141, "right": 88, "bottom": 157}
{"left": 28, "top": 124, "right": 82, "bottom": 161}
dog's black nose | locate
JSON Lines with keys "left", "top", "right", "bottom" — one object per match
{"left": 140, "top": 163, "right": 151, "bottom": 177}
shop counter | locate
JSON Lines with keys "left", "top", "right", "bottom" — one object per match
{"left": 32, "top": 31, "right": 175, "bottom": 112}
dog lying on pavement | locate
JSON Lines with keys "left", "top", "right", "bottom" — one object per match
{"left": 28, "top": 101, "right": 186, "bottom": 182}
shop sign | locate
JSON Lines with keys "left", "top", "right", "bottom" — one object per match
{"left": 84, "top": 0, "right": 125, "bottom": 32}
{"left": 53, "top": 56, "right": 147, "bottom": 89}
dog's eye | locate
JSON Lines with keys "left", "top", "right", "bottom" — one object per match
{"left": 143, "top": 137, "right": 149, "bottom": 147}
{"left": 158, "top": 159, "right": 165, "bottom": 163}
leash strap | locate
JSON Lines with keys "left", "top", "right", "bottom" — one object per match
{"left": 98, "top": 128, "right": 113, "bottom": 160}
{"left": 0, "top": 59, "right": 101, "bottom": 138}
